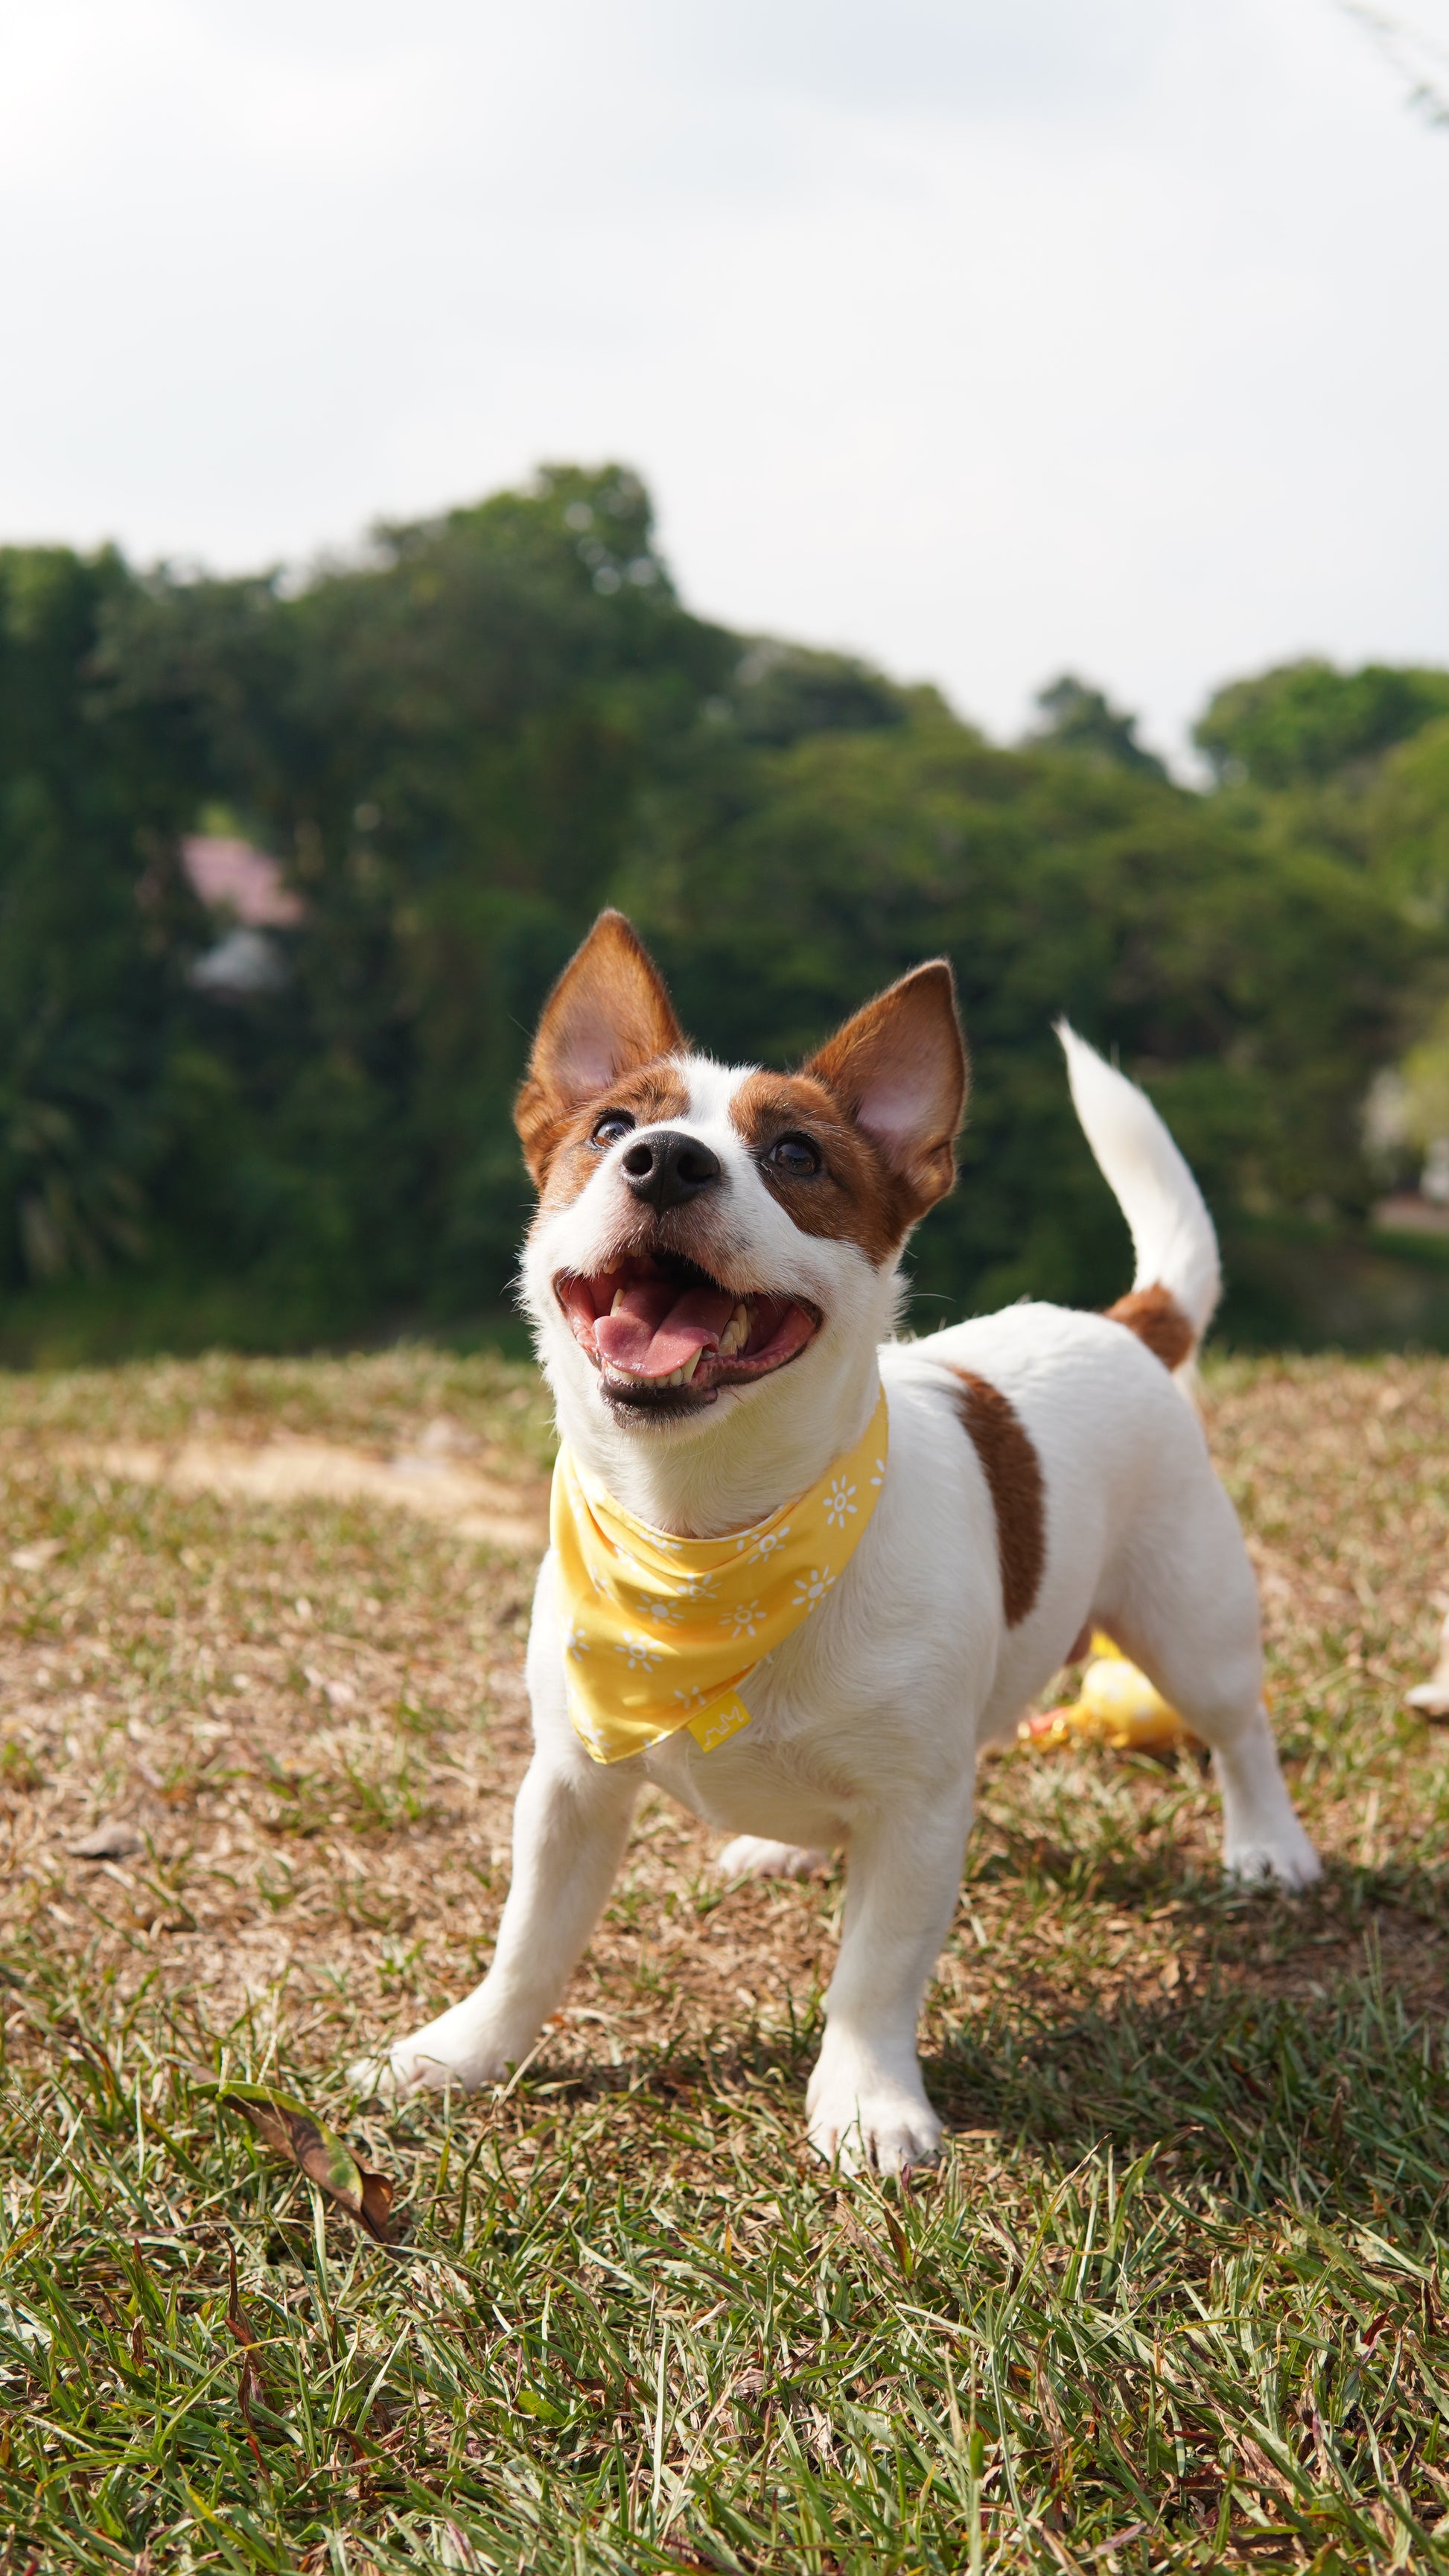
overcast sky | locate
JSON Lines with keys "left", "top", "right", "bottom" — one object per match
{"left": 2, "top": 0, "right": 1448, "bottom": 760}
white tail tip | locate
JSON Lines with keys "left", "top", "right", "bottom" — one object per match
{"left": 1056, "top": 1020, "right": 1220, "bottom": 1341}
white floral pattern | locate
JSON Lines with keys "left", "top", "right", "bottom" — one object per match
{"left": 616, "top": 1631, "right": 663, "bottom": 1673}
{"left": 823, "top": 1478, "right": 858, "bottom": 1530}
{"left": 672, "top": 1568, "right": 723, "bottom": 1602}
{"left": 792, "top": 1565, "right": 836, "bottom": 1611}
{"left": 563, "top": 1619, "right": 590, "bottom": 1659}
{"left": 719, "top": 1598, "right": 765, "bottom": 1641}
{"left": 745, "top": 1523, "right": 791, "bottom": 1565}
{"left": 637, "top": 1594, "right": 687, "bottom": 1626}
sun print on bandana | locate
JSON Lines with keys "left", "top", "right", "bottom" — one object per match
{"left": 792, "top": 1567, "right": 836, "bottom": 1610}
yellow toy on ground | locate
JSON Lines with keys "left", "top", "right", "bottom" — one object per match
{"left": 1021, "top": 1632, "right": 1192, "bottom": 1754}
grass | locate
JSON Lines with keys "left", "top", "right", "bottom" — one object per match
{"left": 4, "top": 1349, "right": 1449, "bottom": 2569}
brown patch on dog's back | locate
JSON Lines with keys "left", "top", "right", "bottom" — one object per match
{"left": 1106, "top": 1284, "right": 1195, "bottom": 1371}
{"left": 943, "top": 1366, "right": 1045, "bottom": 1627}
{"left": 730, "top": 1072, "right": 915, "bottom": 1265}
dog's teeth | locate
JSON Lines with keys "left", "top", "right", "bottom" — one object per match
{"left": 719, "top": 1302, "right": 752, "bottom": 1359}
{"left": 610, "top": 1288, "right": 626, "bottom": 1315}
{"left": 680, "top": 1350, "right": 701, "bottom": 1383}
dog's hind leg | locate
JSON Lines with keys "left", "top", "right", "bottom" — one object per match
{"left": 1099, "top": 1477, "right": 1320, "bottom": 1891}
{"left": 351, "top": 1750, "right": 638, "bottom": 2099}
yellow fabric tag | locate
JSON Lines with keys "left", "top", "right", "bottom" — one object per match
{"left": 552, "top": 1382, "right": 890, "bottom": 1765}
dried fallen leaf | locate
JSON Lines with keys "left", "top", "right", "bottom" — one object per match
{"left": 224, "top": 2247, "right": 279, "bottom": 2464}
{"left": 879, "top": 2201, "right": 914, "bottom": 2277}
{"left": 216, "top": 2082, "right": 396, "bottom": 2242}
{"left": 66, "top": 1821, "right": 143, "bottom": 1860}
{"left": 226, "top": 2245, "right": 264, "bottom": 2359}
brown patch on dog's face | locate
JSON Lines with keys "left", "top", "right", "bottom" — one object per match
{"left": 728, "top": 1072, "right": 916, "bottom": 1265}
{"left": 801, "top": 961, "right": 967, "bottom": 1231}
{"left": 943, "top": 1365, "right": 1045, "bottom": 1627}
{"left": 515, "top": 911, "right": 686, "bottom": 1188}
{"left": 1106, "top": 1284, "right": 1196, "bottom": 1372}
{"left": 535, "top": 1064, "right": 692, "bottom": 1215}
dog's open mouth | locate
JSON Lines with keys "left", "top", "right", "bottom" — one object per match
{"left": 555, "top": 1254, "right": 820, "bottom": 1408}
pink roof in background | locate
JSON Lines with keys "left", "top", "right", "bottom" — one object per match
{"left": 180, "top": 836, "right": 303, "bottom": 928}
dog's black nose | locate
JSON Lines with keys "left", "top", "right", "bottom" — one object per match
{"left": 621, "top": 1129, "right": 722, "bottom": 1211}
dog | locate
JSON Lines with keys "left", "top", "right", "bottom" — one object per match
{"left": 355, "top": 910, "right": 1320, "bottom": 2170}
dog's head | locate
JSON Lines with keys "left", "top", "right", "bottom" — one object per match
{"left": 516, "top": 911, "right": 966, "bottom": 1443}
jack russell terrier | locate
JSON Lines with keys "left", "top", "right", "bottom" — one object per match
{"left": 356, "top": 911, "right": 1319, "bottom": 2170}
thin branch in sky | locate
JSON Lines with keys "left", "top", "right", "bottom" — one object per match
{"left": 1336, "top": 0, "right": 1449, "bottom": 127}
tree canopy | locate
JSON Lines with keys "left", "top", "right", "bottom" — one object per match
{"left": 2, "top": 466, "right": 1447, "bottom": 1358}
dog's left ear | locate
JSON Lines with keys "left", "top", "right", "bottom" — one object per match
{"left": 515, "top": 910, "right": 685, "bottom": 1183}
{"left": 803, "top": 961, "right": 967, "bottom": 1215}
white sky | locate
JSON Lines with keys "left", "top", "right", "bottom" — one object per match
{"left": 2, "top": 0, "right": 1448, "bottom": 761}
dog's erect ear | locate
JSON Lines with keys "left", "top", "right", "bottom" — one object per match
{"left": 803, "top": 961, "right": 967, "bottom": 1216}
{"left": 515, "top": 911, "right": 685, "bottom": 1183}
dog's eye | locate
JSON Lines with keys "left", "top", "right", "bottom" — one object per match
{"left": 768, "top": 1133, "right": 821, "bottom": 1177}
{"left": 593, "top": 1110, "right": 636, "bottom": 1148}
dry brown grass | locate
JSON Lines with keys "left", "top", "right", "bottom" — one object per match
{"left": 3, "top": 1346, "right": 1448, "bottom": 2131}
{"left": 7, "top": 1345, "right": 1449, "bottom": 2572}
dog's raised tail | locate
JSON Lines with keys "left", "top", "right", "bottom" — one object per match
{"left": 1055, "top": 1021, "right": 1220, "bottom": 1370}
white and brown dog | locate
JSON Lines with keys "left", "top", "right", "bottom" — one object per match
{"left": 357, "top": 911, "right": 1319, "bottom": 2170}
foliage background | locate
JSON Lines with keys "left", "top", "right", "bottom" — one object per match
{"left": 5, "top": 463, "right": 1449, "bottom": 1361}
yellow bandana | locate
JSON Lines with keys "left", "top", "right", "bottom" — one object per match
{"left": 552, "top": 1383, "right": 890, "bottom": 1765}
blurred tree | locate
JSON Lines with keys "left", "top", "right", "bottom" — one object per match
{"left": 1031, "top": 674, "right": 1168, "bottom": 779}
{"left": 0, "top": 545, "right": 204, "bottom": 1289}
{"left": 620, "top": 690, "right": 1414, "bottom": 1325}
{"left": 88, "top": 466, "right": 736, "bottom": 1323}
{"left": 1195, "top": 657, "right": 1449, "bottom": 789}
{"left": 1, "top": 471, "right": 1444, "bottom": 1352}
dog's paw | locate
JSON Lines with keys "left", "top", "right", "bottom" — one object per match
{"left": 1224, "top": 1817, "right": 1322, "bottom": 1892}
{"left": 348, "top": 2011, "right": 506, "bottom": 2103}
{"left": 716, "top": 1834, "right": 827, "bottom": 1883}
{"left": 806, "top": 2064, "right": 942, "bottom": 2178}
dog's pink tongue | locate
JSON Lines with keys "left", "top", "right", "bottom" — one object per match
{"left": 595, "top": 1279, "right": 736, "bottom": 1378}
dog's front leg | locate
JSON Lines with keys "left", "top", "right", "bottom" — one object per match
{"left": 806, "top": 1783, "right": 972, "bottom": 2177}
{"left": 352, "top": 1750, "right": 637, "bottom": 2099}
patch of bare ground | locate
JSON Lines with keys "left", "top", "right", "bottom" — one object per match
{"left": 0, "top": 1346, "right": 1446, "bottom": 2131}
{"left": 71, "top": 1424, "right": 546, "bottom": 1551}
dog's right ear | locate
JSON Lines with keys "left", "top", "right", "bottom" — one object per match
{"left": 515, "top": 911, "right": 685, "bottom": 1184}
